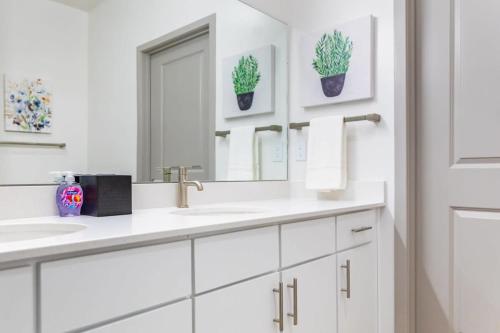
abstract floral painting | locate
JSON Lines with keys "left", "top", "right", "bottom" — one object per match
{"left": 4, "top": 76, "right": 53, "bottom": 133}
{"left": 300, "top": 16, "right": 374, "bottom": 107}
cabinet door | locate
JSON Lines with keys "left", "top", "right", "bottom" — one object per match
{"left": 86, "top": 300, "right": 191, "bottom": 333}
{"left": 196, "top": 273, "right": 280, "bottom": 333}
{"left": 0, "top": 266, "right": 34, "bottom": 333}
{"left": 337, "top": 242, "right": 377, "bottom": 333}
{"left": 282, "top": 256, "right": 337, "bottom": 333}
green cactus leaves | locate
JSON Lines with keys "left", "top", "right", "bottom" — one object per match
{"left": 232, "top": 55, "right": 261, "bottom": 95}
{"left": 312, "top": 30, "right": 353, "bottom": 77}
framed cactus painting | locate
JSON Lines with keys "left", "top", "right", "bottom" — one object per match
{"left": 223, "top": 45, "right": 275, "bottom": 119}
{"left": 300, "top": 16, "right": 374, "bottom": 107}
{"left": 3, "top": 76, "right": 53, "bottom": 133}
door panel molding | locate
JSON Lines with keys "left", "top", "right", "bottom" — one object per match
{"left": 451, "top": 0, "right": 500, "bottom": 163}
{"left": 453, "top": 209, "right": 500, "bottom": 332}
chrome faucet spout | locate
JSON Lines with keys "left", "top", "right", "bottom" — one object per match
{"left": 177, "top": 167, "right": 204, "bottom": 208}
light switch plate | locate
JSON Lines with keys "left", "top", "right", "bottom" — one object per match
{"left": 272, "top": 144, "right": 283, "bottom": 162}
{"left": 296, "top": 138, "right": 307, "bottom": 161}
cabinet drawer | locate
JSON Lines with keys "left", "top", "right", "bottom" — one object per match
{"left": 194, "top": 227, "right": 279, "bottom": 293}
{"left": 337, "top": 210, "right": 376, "bottom": 251}
{"left": 281, "top": 217, "right": 335, "bottom": 267}
{"left": 41, "top": 241, "right": 191, "bottom": 333}
{"left": 86, "top": 300, "right": 192, "bottom": 333}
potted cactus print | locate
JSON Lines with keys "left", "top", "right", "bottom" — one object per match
{"left": 232, "top": 55, "right": 261, "bottom": 110}
{"left": 312, "top": 31, "right": 353, "bottom": 97}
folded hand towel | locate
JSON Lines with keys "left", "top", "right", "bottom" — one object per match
{"left": 227, "top": 126, "right": 260, "bottom": 181}
{"left": 305, "top": 116, "right": 346, "bottom": 191}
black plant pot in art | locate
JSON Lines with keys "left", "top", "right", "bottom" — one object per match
{"left": 320, "top": 73, "right": 346, "bottom": 97}
{"left": 236, "top": 92, "right": 254, "bottom": 111}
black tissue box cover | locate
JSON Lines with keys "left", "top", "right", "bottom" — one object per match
{"left": 76, "top": 175, "right": 132, "bottom": 217}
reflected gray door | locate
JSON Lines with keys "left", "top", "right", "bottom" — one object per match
{"left": 150, "top": 33, "right": 211, "bottom": 182}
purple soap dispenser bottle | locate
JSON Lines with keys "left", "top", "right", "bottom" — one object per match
{"left": 56, "top": 172, "right": 84, "bottom": 217}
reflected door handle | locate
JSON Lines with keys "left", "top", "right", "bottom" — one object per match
{"left": 341, "top": 260, "right": 351, "bottom": 299}
{"left": 287, "top": 278, "right": 298, "bottom": 326}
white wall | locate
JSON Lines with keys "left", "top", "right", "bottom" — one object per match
{"left": 243, "top": 0, "right": 396, "bottom": 332}
{"left": 87, "top": 0, "right": 288, "bottom": 181}
{"left": 0, "top": 0, "right": 88, "bottom": 184}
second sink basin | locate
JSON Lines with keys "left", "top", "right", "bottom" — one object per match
{"left": 0, "top": 223, "right": 87, "bottom": 243}
{"left": 170, "top": 206, "right": 269, "bottom": 217}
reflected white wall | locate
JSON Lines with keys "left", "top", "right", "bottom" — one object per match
{"left": 0, "top": 0, "right": 88, "bottom": 184}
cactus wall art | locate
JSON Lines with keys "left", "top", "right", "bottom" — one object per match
{"left": 300, "top": 16, "right": 374, "bottom": 107}
{"left": 223, "top": 45, "right": 275, "bottom": 119}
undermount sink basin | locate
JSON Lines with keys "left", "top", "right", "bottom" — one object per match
{"left": 0, "top": 223, "right": 87, "bottom": 243}
{"left": 170, "top": 207, "right": 269, "bottom": 217}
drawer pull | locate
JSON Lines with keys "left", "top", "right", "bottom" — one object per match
{"left": 273, "top": 282, "right": 284, "bottom": 331}
{"left": 351, "top": 226, "right": 373, "bottom": 233}
{"left": 287, "top": 278, "right": 298, "bottom": 325}
{"left": 341, "top": 260, "right": 351, "bottom": 299}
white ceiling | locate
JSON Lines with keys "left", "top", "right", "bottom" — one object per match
{"left": 50, "top": 0, "right": 102, "bottom": 12}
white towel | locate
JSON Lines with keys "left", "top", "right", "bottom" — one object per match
{"left": 227, "top": 126, "right": 260, "bottom": 181}
{"left": 305, "top": 116, "right": 347, "bottom": 191}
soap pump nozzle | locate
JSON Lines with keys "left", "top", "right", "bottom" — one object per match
{"left": 62, "top": 171, "right": 76, "bottom": 184}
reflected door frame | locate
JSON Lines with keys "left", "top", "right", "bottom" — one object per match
{"left": 137, "top": 15, "right": 216, "bottom": 183}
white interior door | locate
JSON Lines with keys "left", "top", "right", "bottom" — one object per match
{"left": 337, "top": 243, "right": 377, "bottom": 333}
{"left": 150, "top": 33, "right": 212, "bottom": 182}
{"left": 282, "top": 256, "right": 337, "bottom": 333}
{"left": 416, "top": 0, "right": 500, "bottom": 332}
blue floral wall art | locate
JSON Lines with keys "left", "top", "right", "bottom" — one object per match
{"left": 4, "top": 76, "right": 53, "bottom": 133}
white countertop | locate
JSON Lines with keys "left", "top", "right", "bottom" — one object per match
{"left": 0, "top": 198, "right": 384, "bottom": 264}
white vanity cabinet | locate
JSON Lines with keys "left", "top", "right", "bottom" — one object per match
{"left": 0, "top": 266, "right": 34, "bottom": 333}
{"left": 5, "top": 208, "right": 379, "bottom": 333}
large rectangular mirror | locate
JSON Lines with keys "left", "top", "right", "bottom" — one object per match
{"left": 0, "top": 0, "right": 288, "bottom": 185}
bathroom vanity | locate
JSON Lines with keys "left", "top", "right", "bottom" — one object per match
{"left": 0, "top": 199, "right": 382, "bottom": 333}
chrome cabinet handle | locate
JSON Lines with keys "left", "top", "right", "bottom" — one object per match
{"left": 273, "top": 283, "right": 284, "bottom": 331}
{"left": 341, "top": 260, "right": 351, "bottom": 299}
{"left": 287, "top": 278, "right": 298, "bottom": 326}
{"left": 351, "top": 226, "right": 373, "bottom": 233}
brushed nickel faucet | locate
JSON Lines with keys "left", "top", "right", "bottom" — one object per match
{"left": 177, "top": 166, "right": 204, "bottom": 208}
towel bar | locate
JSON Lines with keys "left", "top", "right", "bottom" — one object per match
{"left": 216, "top": 125, "right": 282, "bottom": 138}
{"left": 289, "top": 113, "right": 381, "bottom": 130}
{"left": 0, "top": 141, "right": 66, "bottom": 148}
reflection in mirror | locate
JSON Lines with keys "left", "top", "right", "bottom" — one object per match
{"left": 0, "top": 0, "right": 288, "bottom": 185}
